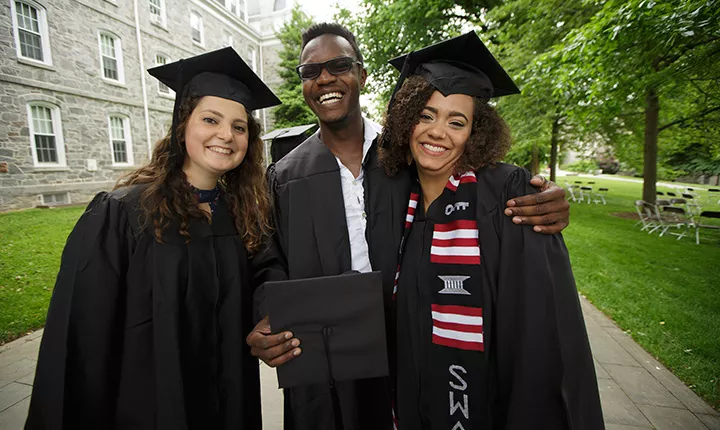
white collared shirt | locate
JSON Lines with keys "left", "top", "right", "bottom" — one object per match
{"left": 333, "top": 117, "right": 382, "bottom": 273}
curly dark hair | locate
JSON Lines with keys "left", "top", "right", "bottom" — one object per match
{"left": 115, "top": 96, "right": 272, "bottom": 253}
{"left": 378, "top": 76, "right": 512, "bottom": 177}
{"left": 301, "top": 22, "right": 363, "bottom": 63}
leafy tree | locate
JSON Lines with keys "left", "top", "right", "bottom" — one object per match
{"left": 485, "top": 0, "right": 600, "bottom": 178}
{"left": 338, "top": 0, "right": 501, "bottom": 111}
{"left": 341, "top": 0, "right": 720, "bottom": 191}
{"left": 341, "top": 0, "right": 597, "bottom": 177}
{"left": 554, "top": 0, "right": 720, "bottom": 202}
{"left": 273, "top": 6, "right": 318, "bottom": 129}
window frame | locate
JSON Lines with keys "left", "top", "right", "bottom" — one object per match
{"left": 148, "top": 0, "right": 166, "bottom": 27}
{"left": 190, "top": 11, "right": 204, "bottom": 46}
{"left": 248, "top": 48, "right": 257, "bottom": 73}
{"left": 154, "top": 53, "right": 175, "bottom": 97}
{"left": 11, "top": 0, "right": 53, "bottom": 66}
{"left": 26, "top": 102, "right": 66, "bottom": 167}
{"left": 227, "top": 0, "right": 246, "bottom": 20}
{"left": 97, "top": 30, "right": 125, "bottom": 84}
{"left": 273, "top": 0, "right": 286, "bottom": 12}
{"left": 107, "top": 114, "right": 134, "bottom": 166}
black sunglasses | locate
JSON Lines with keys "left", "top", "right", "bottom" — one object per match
{"left": 296, "top": 56, "right": 363, "bottom": 81}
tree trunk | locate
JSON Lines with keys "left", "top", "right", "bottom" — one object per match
{"left": 643, "top": 88, "right": 659, "bottom": 204}
{"left": 531, "top": 144, "right": 540, "bottom": 175}
{"left": 549, "top": 115, "right": 560, "bottom": 182}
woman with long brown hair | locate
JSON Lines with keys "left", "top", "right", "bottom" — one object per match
{"left": 25, "top": 48, "right": 283, "bottom": 430}
{"left": 379, "top": 33, "right": 603, "bottom": 429}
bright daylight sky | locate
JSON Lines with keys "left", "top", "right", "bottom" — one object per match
{"left": 296, "top": 0, "right": 363, "bottom": 22}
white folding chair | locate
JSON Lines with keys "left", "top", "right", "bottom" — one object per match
{"left": 635, "top": 200, "right": 661, "bottom": 233}
{"left": 592, "top": 188, "right": 608, "bottom": 205}
{"left": 580, "top": 186, "right": 593, "bottom": 204}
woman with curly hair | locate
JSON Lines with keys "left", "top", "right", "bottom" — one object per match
{"left": 25, "top": 48, "right": 284, "bottom": 430}
{"left": 380, "top": 32, "right": 603, "bottom": 430}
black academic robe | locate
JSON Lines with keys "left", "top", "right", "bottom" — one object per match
{"left": 267, "top": 133, "right": 410, "bottom": 430}
{"left": 25, "top": 185, "right": 279, "bottom": 430}
{"left": 395, "top": 164, "right": 604, "bottom": 429}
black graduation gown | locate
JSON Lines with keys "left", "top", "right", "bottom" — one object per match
{"left": 395, "top": 164, "right": 604, "bottom": 429}
{"left": 25, "top": 184, "right": 279, "bottom": 430}
{"left": 266, "top": 133, "right": 410, "bottom": 430}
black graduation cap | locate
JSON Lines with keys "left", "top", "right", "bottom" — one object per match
{"left": 147, "top": 47, "right": 281, "bottom": 147}
{"left": 257, "top": 271, "right": 389, "bottom": 389}
{"left": 261, "top": 123, "right": 319, "bottom": 162}
{"left": 388, "top": 30, "right": 520, "bottom": 104}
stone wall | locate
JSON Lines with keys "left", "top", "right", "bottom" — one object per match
{"left": 0, "top": 0, "right": 283, "bottom": 211}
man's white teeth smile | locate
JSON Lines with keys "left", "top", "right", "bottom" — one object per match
{"left": 208, "top": 146, "right": 232, "bottom": 155}
{"left": 422, "top": 143, "right": 447, "bottom": 153}
{"left": 318, "top": 92, "right": 344, "bottom": 105}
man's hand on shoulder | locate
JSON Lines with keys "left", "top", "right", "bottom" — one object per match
{"left": 504, "top": 175, "right": 570, "bottom": 235}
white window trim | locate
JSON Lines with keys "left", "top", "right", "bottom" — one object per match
{"left": 97, "top": 30, "right": 125, "bottom": 84}
{"left": 190, "top": 11, "right": 204, "bottom": 46}
{"left": 226, "top": 0, "right": 246, "bottom": 20}
{"left": 149, "top": 0, "right": 167, "bottom": 27}
{"left": 107, "top": 114, "right": 134, "bottom": 166}
{"left": 26, "top": 102, "right": 66, "bottom": 167}
{"left": 40, "top": 192, "right": 71, "bottom": 206}
{"left": 154, "top": 53, "right": 175, "bottom": 98}
{"left": 273, "top": 0, "right": 287, "bottom": 12}
{"left": 10, "top": 0, "right": 53, "bottom": 66}
{"left": 249, "top": 48, "right": 257, "bottom": 73}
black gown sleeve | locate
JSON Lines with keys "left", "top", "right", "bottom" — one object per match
{"left": 251, "top": 164, "right": 289, "bottom": 323}
{"left": 26, "top": 192, "right": 135, "bottom": 430}
{"left": 493, "top": 168, "right": 604, "bottom": 430}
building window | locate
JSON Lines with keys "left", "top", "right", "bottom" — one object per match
{"left": 238, "top": 0, "right": 246, "bottom": 20}
{"left": 273, "top": 0, "right": 286, "bottom": 11}
{"left": 155, "top": 54, "right": 173, "bottom": 95}
{"left": 227, "top": 0, "right": 245, "bottom": 20}
{"left": 190, "top": 12, "right": 203, "bottom": 45}
{"left": 41, "top": 192, "right": 70, "bottom": 206}
{"left": 11, "top": 1, "right": 52, "bottom": 64}
{"left": 149, "top": 0, "right": 166, "bottom": 26}
{"left": 98, "top": 32, "right": 124, "bottom": 83}
{"left": 108, "top": 115, "right": 133, "bottom": 165}
{"left": 27, "top": 103, "right": 66, "bottom": 167}
{"left": 248, "top": 48, "right": 257, "bottom": 73}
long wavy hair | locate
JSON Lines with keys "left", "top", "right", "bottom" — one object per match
{"left": 115, "top": 96, "right": 272, "bottom": 253}
{"left": 378, "top": 76, "right": 511, "bottom": 176}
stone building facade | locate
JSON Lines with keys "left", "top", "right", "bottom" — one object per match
{"left": 0, "top": 0, "right": 294, "bottom": 210}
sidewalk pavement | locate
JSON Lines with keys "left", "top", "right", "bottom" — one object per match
{"left": 1, "top": 296, "right": 718, "bottom": 429}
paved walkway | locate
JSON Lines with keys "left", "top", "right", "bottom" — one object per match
{"left": 567, "top": 172, "right": 715, "bottom": 192}
{"left": 1, "top": 296, "right": 717, "bottom": 429}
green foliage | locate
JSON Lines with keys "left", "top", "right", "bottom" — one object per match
{"left": 338, "top": 0, "right": 496, "bottom": 111}
{"left": 551, "top": 0, "right": 720, "bottom": 176}
{"left": 563, "top": 159, "right": 598, "bottom": 173}
{"left": 485, "top": 0, "right": 601, "bottom": 172}
{"left": 273, "top": 6, "right": 318, "bottom": 129}
{"left": 343, "top": 0, "right": 720, "bottom": 182}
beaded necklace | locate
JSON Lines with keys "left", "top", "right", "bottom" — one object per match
{"left": 190, "top": 184, "right": 221, "bottom": 214}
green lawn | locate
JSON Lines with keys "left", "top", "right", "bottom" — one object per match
{"left": 559, "top": 175, "right": 720, "bottom": 410}
{"left": 0, "top": 177, "right": 719, "bottom": 409}
{"left": 0, "top": 205, "right": 86, "bottom": 343}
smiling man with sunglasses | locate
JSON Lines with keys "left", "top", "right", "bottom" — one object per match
{"left": 247, "top": 23, "right": 571, "bottom": 430}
